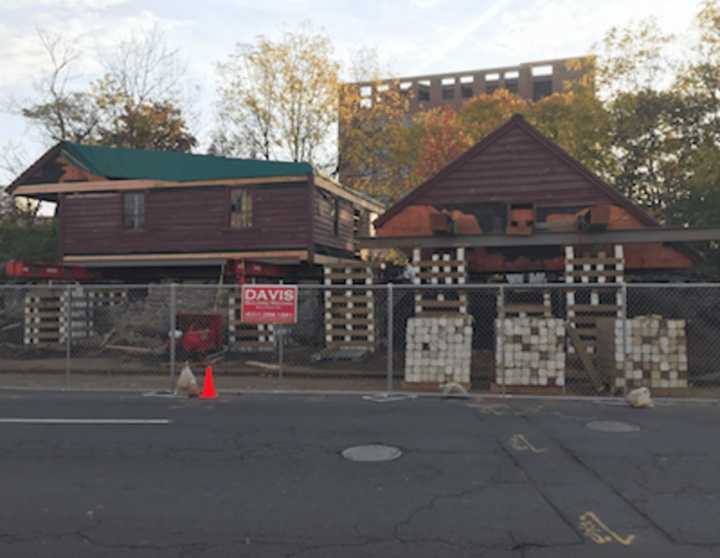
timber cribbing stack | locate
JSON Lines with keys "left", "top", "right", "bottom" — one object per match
{"left": 412, "top": 247, "right": 467, "bottom": 316}
{"left": 24, "top": 287, "right": 128, "bottom": 346}
{"left": 228, "top": 291, "right": 275, "bottom": 351}
{"left": 564, "top": 245, "right": 625, "bottom": 355}
{"left": 323, "top": 261, "right": 377, "bottom": 351}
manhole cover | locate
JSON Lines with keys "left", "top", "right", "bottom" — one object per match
{"left": 342, "top": 445, "right": 402, "bottom": 462}
{"left": 586, "top": 420, "right": 640, "bottom": 432}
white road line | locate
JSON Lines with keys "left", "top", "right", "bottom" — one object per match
{"left": 0, "top": 418, "right": 171, "bottom": 425}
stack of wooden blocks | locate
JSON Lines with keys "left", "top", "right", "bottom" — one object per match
{"left": 405, "top": 316, "right": 473, "bottom": 384}
{"left": 564, "top": 245, "right": 625, "bottom": 355}
{"left": 495, "top": 317, "right": 566, "bottom": 387}
{"left": 24, "top": 289, "right": 68, "bottom": 346}
{"left": 228, "top": 291, "right": 275, "bottom": 352}
{"left": 412, "top": 248, "right": 467, "bottom": 316}
{"left": 323, "top": 262, "right": 376, "bottom": 352}
{"left": 599, "top": 316, "right": 688, "bottom": 389}
{"left": 24, "top": 287, "right": 127, "bottom": 346}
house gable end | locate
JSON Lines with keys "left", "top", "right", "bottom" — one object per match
{"left": 9, "top": 144, "right": 104, "bottom": 191}
{"left": 375, "top": 115, "right": 658, "bottom": 228}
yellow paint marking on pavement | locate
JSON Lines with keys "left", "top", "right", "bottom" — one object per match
{"left": 579, "top": 512, "right": 635, "bottom": 545}
{"left": 509, "top": 433, "right": 548, "bottom": 453}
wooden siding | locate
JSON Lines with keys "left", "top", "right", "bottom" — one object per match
{"left": 313, "top": 190, "right": 355, "bottom": 254}
{"left": 408, "top": 127, "right": 612, "bottom": 207}
{"left": 61, "top": 182, "right": 312, "bottom": 256}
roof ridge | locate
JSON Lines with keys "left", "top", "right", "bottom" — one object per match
{"left": 61, "top": 141, "right": 311, "bottom": 167}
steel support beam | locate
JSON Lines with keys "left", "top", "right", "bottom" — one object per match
{"left": 358, "top": 228, "right": 720, "bottom": 250}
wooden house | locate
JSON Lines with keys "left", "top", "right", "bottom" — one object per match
{"left": 371, "top": 115, "right": 695, "bottom": 278}
{"left": 8, "top": 142, "right": 383, "bottom": 280}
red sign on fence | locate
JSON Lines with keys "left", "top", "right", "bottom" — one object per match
{"left": 241, "top": 285, "right": 298, "bottom": 324}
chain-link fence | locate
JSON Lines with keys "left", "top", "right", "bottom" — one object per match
{"left": 1, "top": 282, "right": 719, "bottom": 397}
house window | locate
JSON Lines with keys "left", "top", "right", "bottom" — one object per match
{"left": 122, "top": 192, "right": 145, "bottom": 230}
{"left": 230, "top": 188, "right": 253, "bottom": 228}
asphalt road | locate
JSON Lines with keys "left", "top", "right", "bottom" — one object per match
{"left": 0, "top": 390, "right": 719, "bottom": 557}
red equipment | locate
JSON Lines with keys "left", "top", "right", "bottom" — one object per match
{"left": 176, "top": 313, "right": 224, "bottom": 354}
{"left": 4, "top": 260, "right": 97, "bottom": 281}
{"left": 224, "top": 259, "right": 292, "bottom": 284}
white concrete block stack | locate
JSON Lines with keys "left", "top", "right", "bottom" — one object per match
{"left": 495, "top": 317, "right": 566, "bottom": 387}
{"left": 405, "top": 316, "right": 473, "bottom": 384}
{"left": 612, "top": 316, "right": 688, "bottom": 389}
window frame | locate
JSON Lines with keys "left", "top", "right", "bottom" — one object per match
{"left": 122, "top": 191, "right": 146, "bottom": 231}
{"left": 229, "top": 187, "right": 254, "bottom": 229}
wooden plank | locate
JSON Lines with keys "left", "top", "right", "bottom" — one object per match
{"left": 567, "top": 325, "right": 605, "bottom": 394}
{"left": 415, "top": 311, "right": 465, "bottom": 317}
{"left": 415, "top": 259, "right": 465, "bottom": 267}
{"left": 567, "top": 257, "right": 623, "bottom": 265}
{"left": 326, "top": 318, "right": 374, "bottom": 325}
{"left": 15, "top": 175, "right": 309, "bottom": 196}
{"left": 65, "top": 250, "right": 309, "bottom": 263}
{"left": 326, "top": 295, "right": 374, "bottom": 304}
{"left": 503, "top": 304, "right": 549, "bottom": 314}
{"left": 325, "top": 272, "right": 372, "bottom": 280}
{"left": 326, "top": 329, "right": 373, "bottom": 337}
{"left": 415, "top": 299, "right": 465, "bottom": 308}
{"left": 324, "top": 260, "right": 377, "bottom": 268}
{"left": 325, "top": 306, "right": 373, "bottom": 314}
{"left": 567, "top": 270, "right": 622, "bottom": 278}
{"left": 568, "top": 304, "right": 621, "bottom": 313}
{"left": 416, "top": 271, "right": 466, "bottom": 280}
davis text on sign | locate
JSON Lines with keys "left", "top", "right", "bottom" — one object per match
{"left": 241, "top": 285, "right": 298, "bottom": 324}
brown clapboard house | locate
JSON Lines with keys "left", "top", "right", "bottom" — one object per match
{"left": 8, "top": 142, "right": 384, "bottom": 280}
{"left": 373, "top": 115, "right": 694, "bottom": 276}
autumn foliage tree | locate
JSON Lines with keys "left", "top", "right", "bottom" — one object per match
{"left": 213, "top": 27, "right": 339, "bottom": 165}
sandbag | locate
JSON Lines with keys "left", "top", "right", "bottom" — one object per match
{"left": 175, "top": 362, "right": 199, "bottom": 397}
{"left": 626, "top": 387, "right": 654, "bottom": 408}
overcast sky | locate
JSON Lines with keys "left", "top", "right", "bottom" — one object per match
{"left": 0, "top": 0, "right": 704, "bottom": 183}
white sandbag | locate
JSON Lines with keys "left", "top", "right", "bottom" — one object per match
{"left": 626, "top": 387, "right": 654, "bottom": 408}
{"left": 440, "top": 381, "right": 468, "bottom": 397}
{"left": 175, "top": 362, "right": 199, "bottom": 397}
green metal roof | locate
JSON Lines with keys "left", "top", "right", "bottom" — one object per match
{"left": 60, "top": 142, "right": 313, "bottom": 182}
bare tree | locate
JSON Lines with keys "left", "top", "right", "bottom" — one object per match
{"left": 99, "top": 24, "right": 188, "bottom": 106}
{"left": 18, "top": 28, "right": 101, "bottom": 143}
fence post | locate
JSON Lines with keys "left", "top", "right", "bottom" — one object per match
{"left": 386, "top": 283, "right": 394, "bottom": 393}
{"left": 65, "top": 284, "right": 71, "bottom": 388}
{"left": 169, "top": 283, "right": 177, "bottom": 392}
{"left": 278, "top": 327, "right": 284, "bottom": 380}
{"left": 621, "top": 283, "right": 628, "bottom": 396}
{"left": 499, "top": 284, "right": 506, "bottom": 397}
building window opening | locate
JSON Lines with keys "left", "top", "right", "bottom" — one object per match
{"left": 122, "top": 192, "right": 145, "bottom": 230}
{"left": 417, "top": 80, "right": 431, "bottom": 102}
{"left": 230, "top": 188, "right": 253, "bottom": 228}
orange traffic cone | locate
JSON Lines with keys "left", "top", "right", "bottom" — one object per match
{"left": 199, "top": 365, "right": 218, "bottom": 400}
